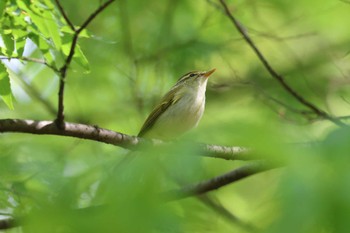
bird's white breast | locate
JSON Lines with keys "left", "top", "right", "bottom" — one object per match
{"left": 150, "top": 80, "right": 208, "bottom": 139}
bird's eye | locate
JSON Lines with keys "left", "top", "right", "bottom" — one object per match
{"left": 189, "top": 73, "right": 196, "bottom": 78}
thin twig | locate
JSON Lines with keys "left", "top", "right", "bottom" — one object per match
{"left": 248, "top": 27, "right": 317, "bottom": 41}
{"left": 162, "top": 166, "right": 258, "bottom": 232}
{"left": 0, "top": 118, "right": 249, "bottom": 160}
{"left": 164, "top": 162, "right": 275, "bottom": 200}
{"left": 0, "top": 56, "right": 59, "bottom": 72}
{"left": 338, "top": 115, "right": 350, "bottom": 120}
{"left": 55, "top": 34, "right": 76, "bottom": 128}
{"left": 217, "top": 0, "right": 347, "bottom": 127}
{"left": 54, "top": 0, "right": 75, "bottom": 31}
{"left": 54, "top": 0, "right": 116, "bottom": 129}
{"left": 252, "top": 82, "right": 318, "bottom": 120}
{"left": 198, "top": 195, "right": 258, "bottom": 232}
{"left": 76, "top": 0, "right": 116, "bottom": 35}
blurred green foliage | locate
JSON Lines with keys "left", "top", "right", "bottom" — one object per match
{"left": 1, "top": 0, "right": 350, "bottom": 232}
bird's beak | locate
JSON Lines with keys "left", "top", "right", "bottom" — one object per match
{"left": 203, "top": 68, "right": 216, "bottom": 78}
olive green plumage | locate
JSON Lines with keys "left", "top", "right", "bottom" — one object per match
{"left": 138, "top": 69, "right": 215, "bottom": 140}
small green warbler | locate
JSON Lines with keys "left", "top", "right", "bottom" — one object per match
{"left": 138, "top": 69, "right": 216, "bottom": 140}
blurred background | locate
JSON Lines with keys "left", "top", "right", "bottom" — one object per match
{"left": 1, "top": 0, "right": 350, "bottom": 232}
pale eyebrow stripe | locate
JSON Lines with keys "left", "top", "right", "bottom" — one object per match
{"left": 177, "top": 71, "right": 199, "bottom": 84}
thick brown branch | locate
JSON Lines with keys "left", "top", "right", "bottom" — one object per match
{"left": 0, "top": 119, "right": 248, "bottom": 160}
{"left": 217, "top": 0, "right": 347, "bottom": 127}
{"left": 200, "top": 143, "right": 250, "bottom": 160}
{"left": 164, "top": 162, "right": 274, "bottom": 200}
{"left": 0, "top": 119, "right": 139, "bottom": 149}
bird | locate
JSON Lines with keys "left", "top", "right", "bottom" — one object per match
{"left": 138, "top": 69, "right": 215, "bottom": 140}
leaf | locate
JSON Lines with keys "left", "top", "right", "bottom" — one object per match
{"left": 60, "top": 26, "right": 91, "bottom": 39}
{"left": 17, "top": 0, "right": 62, "bottom": 50}
{"left": 15, "top": 37, "right": 26, "bottom": 57}
{"left": 61, "top": 34, "right": 72, "bottom": 56}
{"left": 61, "top": 34, "right": 90, "bottom": 73}
{"left": 0, "top": 62, "right": 14, "bottom": 110}
{"left": 0, "top": 0, "right": 7, "bottom": 16}
{"left": 1, "top": 32, "right": 15, "bottom": 57}
{"left": 73, "top": 45, "right": 90, "bottom": 73}
{"left": 44, "top": 11, "right": 62, "bottom": 50}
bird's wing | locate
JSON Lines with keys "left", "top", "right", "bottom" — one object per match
{"left": 138, "top": 87, "right": 181, "bottom": 137}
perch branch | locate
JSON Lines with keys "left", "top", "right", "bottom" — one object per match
{"left": 0, "top": 119, "right": 249, "bottom": 160}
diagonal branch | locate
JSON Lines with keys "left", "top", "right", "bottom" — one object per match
{"left": 164, "top": 162, "right": 275, "bottom": 200}
{"left": 54, "top": 0, "right": 75, "bottom": 31}
{"left": 198, "top": 195, "right": 258, "bottom": 232}
{"left": 0, "top": 118, "right": 249, "bottom": 160}
{"left": 217, "top": 0, "right": 347, "bottom": 127}
{"left": 76, "top": 0, "right": 116, "bottom": 35}
{"left": 54, "top": 0, "right": 116, "bottom": 129}
{"left": 162, "top": 166, "right": 258, "bottom": 231}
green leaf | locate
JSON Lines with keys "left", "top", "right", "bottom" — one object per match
{"left": 41, "top": 0, "right": 55, "bottom": 9}
{"left": 73, "top": 45, "right": 90, "bottom": 73}
{"left": 0, "top": 62, "right": 14, "bottom": 110}
{"left": 44, "top": 11, "right": 62, "bottom": 50}
{"left": 0, "top": 0, "right": 7, "bottom": 16}
{"left": 61, "top": 34, "right": 72, "bottom": 56}
{"left": 1, "top": 32, "right": 15, "bottom": 57}
{"left": 60, "top": 34, "right": 90, "bottom": 72}
{"left": 17, "top": 0, "right": 62, "bottom": 50}
{"left": 15, "top": 37, "right": 26, "bottom": 57}
{"left": 60, "top": 27, "right": 91, "bottom": 39}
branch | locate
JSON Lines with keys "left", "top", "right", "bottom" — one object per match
{"left": 337, "top": 115, "right": 350, "bottom": 120}
{"left": 0, "top": 217, "right": 17, "bottom": 230}
{"left": 217, "top": 0, "right": 347, "bottom": 127}
{"left": 76, "top": 0, "right": 116, "bottom": 35}
{"left": 0, "top": 119, "right": 249, "bottom": 160}
{"left": 54, "top": 0, "right": 116, "bottom": 129}
{"left": 0, "top": 56, "right": 59, "bottom": 72}
{"left": 164, "top": 162, "right": 274, "bottom": 200}
{"left": 162, "top": 166, "right": 258, "bottom": 232}
{"left": 54, "top": 0, "right": 75, "bottom": 31}
{"left": 198, "top": 195, "right": 258, "bottom": 232}
{"left": 199, "top": 143, "right": 250, "bottom": 160}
